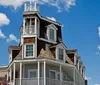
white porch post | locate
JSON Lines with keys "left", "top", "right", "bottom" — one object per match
{"left": 60, "top": 65, "right": 62, "bottom": 85}
{"left": 20, "top": 62, "right": 22, "bottom": 85}
{"left": 73, "top": 67, "right": 75, "bottom": 85}
{"left": 35, "top": 17, "right": 37, "bottom": 34}
{"left": 13, "top": 63, "right": 16, "bottom": 85}
{"left": 38, "top": 61, "right": 40, "bottom": 85}
{"left": 10, "top": 67, "right": 12, "bottom": 84}
{"left": 44, "top": 61, "right": 46, "bottom": 85}
{"left": 7, "top": 70, "right": 9, "bottom": 82}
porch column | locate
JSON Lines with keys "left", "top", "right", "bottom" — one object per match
{"left": 38, "top": 61, "right": 40, "bottom": 85}
{"left": 60, "top": 65, "right": 62, "bottom": 85}
{"left": 10, "top": 67, "right": 12, "bottom": 84}
{"left": 20, "top": 62, "right": 22, "bottom": 85}
{"left": 73, "top": 67, "right": 75, "bottom": 85}
{"left": 13, "top": 63, "right": 16, "bottom": 85}
{"left": 44, "top": 61, "right": 46, "bottom": 85}
{"left": 35, "top": 17, "right": 37, "bottom": 34}
{"left": 7, "top": 70, "right": 9, "bottom": 82}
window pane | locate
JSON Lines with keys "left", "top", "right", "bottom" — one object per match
{"left": 30, "top": 71, "right": 37, "bottom": 78}
{"left": 50, "top": 71, "right": 56, "bottom": 79}
{"left": 57, "top": 73, "right": 60, "bottom": 80}
{"left": 26, "top": 45, "right": 33, "bottom": 57}
{"left": 49, "top": 29, "right": 55, "bottom": 41}
{"left": 59, "top": 48, "right": 64, "bottom": 60}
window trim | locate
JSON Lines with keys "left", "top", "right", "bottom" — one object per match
{"left": 47, "top": 26, "right": 57, "bottom": 42}
{"left": 49, "top": 70, "right": 61, "bottom": 80}
{"left": 24, "top": 43, "right": 35, "bottom": 58}
{"left": 28, "top": 69, "right": 37, "bottom": 78}
{"left": 56, "top": 45, "right": 66, "bottom": 62}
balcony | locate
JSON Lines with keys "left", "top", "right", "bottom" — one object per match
{"left": 15, "top": 77, "right": 75, "bottom": 85}
{"left": 24, "top": 25, "right": 35, "bottom": 35}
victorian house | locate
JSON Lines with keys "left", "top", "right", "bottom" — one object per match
{"left": 5, "top": 2, "right": 87, "bottom": 85}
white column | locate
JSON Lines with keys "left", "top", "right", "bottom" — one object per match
{"left": 7, "top": 70, "right": 9, "bottom": 82}
{"left": 60, "top": 65, "right": 62, "bottom": 85}
{"left": 38, "top": 61, "right": 40, "bottom": 85}
{"left": 24, "top": 3, "right": 26, "bottom": 11}
{"left": 44, "top": 61, "right": 46, "bottom": 85}
{"left": 20, "top": 62, "right": 22, "bottom": 85}
{"left": 35, "top": 17, "right": 37, "bottom": 34}
{"left": 13, "top": 63, "right": 16, "bottom": 85}
{"left": 23, "top": 18, "right": 25, "bottom": 34}
{"left": 73, "top": 68, "right": 75, "bottom": 85}
{"left": 10, "top": 68, "right": 12, "bottom": 83}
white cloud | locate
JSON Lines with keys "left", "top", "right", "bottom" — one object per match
{"left": 85, "top": 75, "right": 92, "bottom": 80}
{"left": 97, "top": 45, "right": 100, "bottom": 50}
{"left": 95, "top": 84, "right": 100, "bottom": 85}
{"left": 0, "top": 13, "right": 10, "bottom": 26}
{"left": 47, "top": 17, "right": 56, "bottom": 21}
{"left": 98, "top": 26, "right": 100, "bottom": 37}
{"left": 0, "top": 29, "right": 6, "bottom": 38}
{"left": 7, "top": 34, "right": 19, "bottom": 43}
{"left": 0, "top": 0, "right": 76, "bottom": 11}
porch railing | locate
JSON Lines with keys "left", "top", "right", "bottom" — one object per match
{"left": 24, "top": 25, "right": 35, "bottom": 34}
{"left": 15, "top": 77, "right": 75, "bottom": 85}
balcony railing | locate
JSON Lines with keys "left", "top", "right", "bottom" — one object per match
{"left": 24, "top": 25, "right": 35, "bottom": 34}
{"left": 24, "top": 4, "right": 39, "bottom": 12}
{"left": 15, "top": 77, "right": 75, "bottom": 85}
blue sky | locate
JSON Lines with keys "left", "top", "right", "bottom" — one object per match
{"left": 0, "top": 0, "right": 100, "bottom": 85}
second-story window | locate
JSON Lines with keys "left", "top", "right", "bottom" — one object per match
{"left": 25, "top": 44, "right": 34, "bottom": 58}
{"left": 58, "top": 48, "right": 64, "bottom": 60}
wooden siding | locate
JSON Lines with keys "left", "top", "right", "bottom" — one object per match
{"left": 50, "top": 48, "right": 56, "bottom": 58}
{"left": 24, "top": 37, "right": 35, "bottom": 44}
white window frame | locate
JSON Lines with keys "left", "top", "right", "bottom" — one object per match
{"left": 56, "top": 45, "right": 66, "bottom": 62}
{"left": 49, "top": 70, "right": 61, "bottom": 80}
{"left": 47, "top": 26, "right": 57, "bottom": 42}
{"left": 24, "top": 43, "right": 35, "bottom": 58}
{"left": 49, "top": 70, "right": 56, "bottom": 79}
{"left": 28, "top": 69, "right": 37, "bottom": 78}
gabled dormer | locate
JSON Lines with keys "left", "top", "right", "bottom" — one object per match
{"left": 46, "top": 24, "right": 58, "bottom": 42}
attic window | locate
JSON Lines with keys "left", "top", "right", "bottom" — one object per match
{"left": 58, "top": 48, "right": 64, "bottom": 60}
{"left": 47, "top": 27, "right": 56, "bottom": 42}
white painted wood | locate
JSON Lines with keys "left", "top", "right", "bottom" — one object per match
{"left": 10, "top": 67, "right": 12, "bottom": 83}
{"left": 20, "top": 62, "right": 22, "bottom": 85}
{"left": 38, "top": 61, "right": 40, "bottom": 85}
{"left": 44, "top": 61, "right": 46, "bottom": 85}
{"left": 60, "top": 65, "right": 62, "bottom": 85}
{"left": 13, "top": 63, "right": 16, "bottom": 85}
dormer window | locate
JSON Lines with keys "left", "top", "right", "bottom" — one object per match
{"left": 47, "top": 24, "right": 57, "bottom": 42}
{"left": 58, "top": 48, "right": 64, "bottom": 60}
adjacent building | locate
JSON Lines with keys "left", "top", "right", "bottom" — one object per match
{"left": 0, "top": 1, "right": 87, "bottom": 85}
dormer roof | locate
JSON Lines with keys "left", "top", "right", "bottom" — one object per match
{"left": 46, "top": 24, "right": 58, "bottom": 30}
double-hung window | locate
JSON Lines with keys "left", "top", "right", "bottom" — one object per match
{"left": 25, "top": 44, "right": 34, "bottom": 58}
{"left": 49, "top": 28, "right": 55, "bottom": 41}
{"left": 49, "top": 70, "right": 56, "bottom": 79}
{"left": 58, "top": 48, "right": 64, "bottom": 60}
{"left": 28, "top": 69, "right": 37, "bottom": 78}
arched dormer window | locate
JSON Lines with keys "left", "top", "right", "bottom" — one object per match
{"left": 46, "top": 24, "right": 57, "bottom": 42}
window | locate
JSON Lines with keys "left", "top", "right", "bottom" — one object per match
{"left": 47, "top": 27, "right": 56, "bottom": 42}
{"left": 49, "top": 70, "right": 56, "bottom": 79}
{"left": 25, "top": 44, "right": 34, "bottom": 57}
{"left": 28, "top": 69, "right": 37, "bottom": 78}
{"left": 57, "top": 73, "right": 60, "bottom": 80}
{"left": 49, "top": 28, "right": 55, "bottom": 41}
{"left": 58, "top": 48, "right": 64, "bottom": 60}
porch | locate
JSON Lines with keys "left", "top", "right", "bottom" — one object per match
{"left": 7, "top": 59, "right": 76, "bottom": 85}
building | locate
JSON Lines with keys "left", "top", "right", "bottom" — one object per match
{"left": 0, "top": 1, "right": 87, "bottom": 85}
{"left": 0, "top": 66, "right": 7, "bottom": 83}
